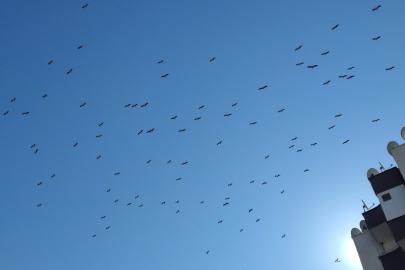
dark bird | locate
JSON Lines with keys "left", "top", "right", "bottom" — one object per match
{"left": 297, "top": 149, "right": 303, "bottom": 152}
{"left": 78, "top": 45, "right": 83, "bottom": 49}
{"left": 4, "top": 111, "right": 9, "bottom": 115}
{"left": 127, "top": 203, "right": 132, "bottom": 206}
{"left": 51, "top": 174, "right": 55, "bottom": 178}
{"left": 114, "top": 200, "right": 118, "bottom": 203}
{"left": 131, "top": 104, "right": 138, "bottom": 107}
{"left": 171, "top": 116, "right": 177, "bottom": 120}
{"left": 281, "top": 190, "right": 284, "bottom": 194}
{"left": 343, "top": 140, "right": 350, "bottom": 144}
{"left": 329, "top": 125, "right": 335, "bottom": 129}
{"left": 240, "top": 229, "right": 243, "bottom": 232}
{"left": 178, "top": 129, "right": 186, "bottom": 132}
{"left": 80, "top": 102, "right": 86, "bottom": 107}
{"left": 225, "top": 197, "right": 230, "bottom": 200}
{"left": 304, "top": 169, "right": 309, "bottom": 172}
{"left": 175, "top": 200, "right": 179, "bottom": 203}
{"left": 265, "top": 155, "right": 270, "bottom": 159}
{"left": 82, "top": 4, "right": 88, "bottom": 8}
{"left": 161, "top": 74, "right": 169, "bottom": 78}
{"left": 256, "top": 219, "right": 260, "bottom": 222}
{"left": 282, "top": 234, "right": 285, "bottom": 238}
{"left": 332, "top": 24, "right": 339, "bottom": 30}
{"left": 42, "top": 94, "right": 47, "bottom": 98}
{"left": 37, "top": 204, "right": 42, "bottom": 207}
{"left": 335, "top": 259, "right": 341, "bottom": 262}
{"left": 194, "top": 117, "right": 201, "bottom": 120}
{"left": 141, "top": 103, "right": 148, "bottom": 107}
{"left": 97, "top": 156, "right": 101, "bottom": 159}
{"left": 228, "top": 183, "right": 232, "bottom": 186}
{"left": 335, "top": 114, "right": 342, "bottom": 117}
{"left": 96, "top": 135, "right": 102, "bottom": 138}
{"left": 323, "top": 80, "right": 331, "bottom": 85}
{"left": 210, "top": 57, "right": 216, "bottom": 62}
{"left": 176, "top": 210, "right": 179, "bottom": 213}
{"left": 101, "top": 216, "right": 106, "bottom": 219}
{"left": 386, "top": 66, "right": 395, "bottom": 71}
{"left": 200, "top": 201, "right": 204, "bottom": 204}
{"left": 107, "top": 189, "right": 111, "bottom": 192}
{"left": 73, "top": 143, "right": 78, "bottom": 147}
{"left": 292, "top": 137, "right": 297, "bottom": 141}
{"left": 67, "top": 69, "right": 72, "bottom": 74}
{"left": 321, "top": 51, "right": 330, "bottom": 56}
{"left": 223, "top": 202, "right": 229, "bottom": 206}
{"left": 250, "top": 122, "right": 257, "bottom": 125}
{"left": 206, "top": 251, "right": 209, "bottom": 254}
{"left": 34, "top": 149, "right": 38, "bottom": 154}
{"left": 311, "top": 143, "right": 317, "bottom": 146}
{"left": 182, "top": 162, "right": 188, "bottom": 165}
{"left": 217, "top": 141, "right": 222, "bottom": 145}
{"left": 198, "top": 105, "right": 205, "bottom": 109}
{"left": 92, "top": 235, "right": 96, "bottom": 237}
{"left": 138, "top": 130, "right": 143, "bottom": 135}
{"left": 147, "top": 160, "right": 151, "bottom": 164}
{"left": 224, "top": 114, "right": 232, "bottom": 117}
{"left": 106, "top": 226, "right": 110, "bottom": 229}
{"left": 278, "top": 109, "right": 285, "bottom": 113}
{"left": 250, "top": 180, "right": 254, "bottom": 184}
{"left": 348, "top": 66, "right": 354, "bottom": 70}
{"left": 296, "top": 62, "right": 304, "bottom": 66}
{"left": 31, "top": 144, "right": 36, "bottom": 148}
{"left": 139, "top": 204, "right": 143, "bottom": 207}
{"left": 258, "top": 85, "right": 268, "bottom": 90}
{"left": 249, "top": 209, "right": 253, "bottom": 213}
{"left": 295, "top": 45, "right": 302, "bottom": 51}
{"left": 339, "top": 75, "right": 347, "bottom": 78}
{"left": 158, "top": 60, "right": 163, "bottom": 64}
{"left": 11, "top": 98, "right": 16, "bottom": 102}
{"left": 372, "top": 5, "right": 381, "bottom": 11}
{"left": 147, "top": 128, "right": 155, "bottom": 133}
{"left": 232, "top": 103, "right": 237, "bottom": 107}
{"left": 347, "top": 75, "right": 355, "bottom": 79}
{"left": 372, "top": 119, "right": 380, "bottom": 122}
{"left": 161, "top": 202, "right": 166, "bottom": 204}
{"left": 22, "top": 112, "right": 30, "bottom": 115}
{"left": 167, "top": 160, "right": 172, "bottom": 163}
{"left": 114, "top": 172, "right": 120, "bottom": 175}
{"left": 99, "top": 122, "right": 103, "bottom": 127}
{"left": 289, "top": 145, "right": 294, "bottom": 149}
{"left": 48, "top": 60, "right": 53, "bottom": 65}
{"left": 373, "top": 36, "right": 381, "bottom": 40}
{"left": 176, "top": 178, "right": 181, "bottom": 181}
{"left": 37, "top": 182, "right": 42, "bottom": 186}
{"left": 124, "top": 104, "right": 131, "bottom": 108}
{"left": 218, "top": 220, "right": 223, "bottom": 224}
{"left": 262, "top": 182, "right": 267, "bottom": 185}
{"left": 307, "top": 65, "right": 318, "bottom": 69}
{"left": 135, "top": 195, "right": 139, "bottom": 199}
{"left": 275, "top": 174, "right": 280, "bottom": 177}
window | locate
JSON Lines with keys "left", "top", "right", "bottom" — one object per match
{"left": 382, "top": 193, "right": 392, "bottom": 202}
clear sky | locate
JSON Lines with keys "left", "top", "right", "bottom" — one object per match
{"left": 0, "top": 0, "right": 404, "bottom": 269}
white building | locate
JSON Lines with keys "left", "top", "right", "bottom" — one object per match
{"left": 351, "top": 128, "right": 405, "bottom": 270}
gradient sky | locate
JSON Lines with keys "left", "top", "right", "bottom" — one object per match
{"left": 1, "top": 0, "right": 405, "bottom": 269}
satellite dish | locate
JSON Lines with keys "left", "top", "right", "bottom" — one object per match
{"left": 360, "top": 220, "right": 368, "bottom": 232}
{"left": 401, "top": 127, "right": 405, "bottom": 140}
{"left": 387, "top": 141, "right": 399, "bottom": 156}
{"left": 367, "top": 168, "right": 379, "bottom": 179}
{"left": 351, "top": 228, "right": 362, "bottom": 237}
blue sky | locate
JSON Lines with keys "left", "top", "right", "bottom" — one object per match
{"left": 1, "top": 0, "right": 404, "bottom": 269}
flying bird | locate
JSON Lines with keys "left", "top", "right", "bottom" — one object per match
{"left": 22, "top": 112, "right": 30, "bottom": 115}
{"left": 275, "top": 174, "right": 280, "bottom": 177}
{"left": 31, "top": 144, "right": 36, "bottom": 148}
{"left": 343, "top": 140, "right": 350, "bottom": 144}
{"left": 292, "top": 137, "right": 297, "bottom": 141}
{"left": 347, "top": 75, "right": 355, "bottom": 79}
{"left": 228, "top": 183, "right": 232, "bottom": 186}
{"left": 194, "top": 117, "right": 201, "bottom": 120}
{"left": 265, "top": 155, "right": 270, "bottom": 159}
{"left": 11, "top": 98, "right": 16, "bottom": 102}
{"left": 339, "top": 75, "right": 347, "bottom": 78}
{"left": 4, "top": 111, "right": 9, "bottom": 115}
{"left": 147, "top": 160, "right": 151, "bottom": 164}
{"left": 297, "top": 149, "right": 303, "bottom": 152}
{"left": 92, "top": 235, "right": 96, "bottom": 237}
{"left": 372, "top": 36, "right": 381, "bottom": 40}
{"left": 175, "top": 200, "right": 179, "bottom": 203}
{"left": 37, "top": 204, "right": 42, "bottom": 207}
{"left": 249, "top": 209, "right": 253, "bottom": 213}
{"left": 250, "top": 122, "right": 257, "bottom": 125}
{"left": 78, "top": 45, "right": 83, "bottom": 49}
{"left": 138, "top": 130, "right": 143, "bottom": 135}
{"left": 167, "top": 160, "right": 172, "bottom": 164}
{"left": 296, "top": 62, "right": 304, "bottom": 66}
{"left": 114, "top": 173, "right": 120, "bottom": 175}
{"left": 99, "top": 122, "right": 103, "bottom": 127}
{"left": 48, "top": 60, "right": 53, "bottom": 65}
{"left": 141, "top": 103, "right": 148, "bottom": 107}
{"left": 96, "top": 135, "right": 102, "bottom": 138}
{"left": 139, "top": 204, "right": 143, "bottom": 207}
{"left": 206, "top": 251, "right": 209, "bottom": 254}
{"left": 147, "top": 128, "right": 155, "bottom": 133}
{"left": 335, "top": 114, "right": 342, "bottom": 117}
{"left": 176, "top": 178, "right": 181, "bottom": 181}
{"left": 124, "top": 104, "right": 131, "bottom": 108}
{"left": 372, "top": 5, "right": 381, "bottom": 11}
{"left": 158, "top": 60, "right": 163, "bottom": 64}
{"left": 42, "top": 94, "right": 47, "bottom": 98}
{"left": 278, "top": 109, "right": 285, "bottom": 113}
{"left": 232, "top": 103, "right": 237, "bottom": 107}
{"left": 97, "top": 156, "right": 101, "bottom": 159}
{"left": 307, "top": 65, "right": 318, "bottom": 69}
{"left": 329, "top": 125, "right": 335, "bottom": 129}
{"left": 34, "top": 149, "right": 38, "bottom": 154}
{"left": 82, "top": 4, "right": 88, "bottom": 8}
{"left": 101, "top": 216, "right": 106, "bottom": 219}
{"left": 161, "top": 74, "right": 169, "bottom": 78}
{"left": 67, "top": 69, "right": 72, "bottom": 74}
{"left": 182, "top": 162, "right": 188, "bottom": 165}
{"left": 210, "top": 57, "right": 216, "bottom": 62}
{"left": 200, "top": 201, "right": 204, "bottom": 204}
{"left": 37, "top": 182, "right": 42, "bottom": 186}
{"left": 127, "top": 203, "right": 132, "bottom": 206}
{"left": 348, "top": 66, "right": 354, "bottom": 70}
{"left": 135, "top": 195, "right": 139, "bottom": 199}
{"left": 311, "top": 143, "right": 317, "bottom": 146}
{"left": 225, "top": 197, "right": 230, "bottom": 200}
{"left": 240, "top": 229, "right": 243, "bottom": 232}
{"left": 282, "top": 234, "right": 285, "bottom": 238}
{"left": 323, "top": 80, "right": 331, "bottom": 85}
{"left": 250, "top": 180, "right": 254, "bottom": 184}
{"left": 176, "top": 210, "right": 179, "bottom": 213}
{"left": 281, "top": 190, "right": 284, "bottom": 194}
{"left": 80, "top": 103, "right": 86, "bottom": 107}
{"left": 262, "top": 182, "right": 267, "bottom": 185}
{"left": 372, "top": 119, "right": 380, "bottom": 122}
{"left": 73, "top": 143, "right": 78, "bottom": 147}
{"left": 106, "top": 226, "right": 110, "bottom": 229}
{"left": 198, "top": 105, "right": 205, "bottom": 109}
{"left": 321, "top": 51, "right": 330, "bottom": 56}
{"left": 114, "top": 200, "right": 118, "bottom": 203}
{"left": 289, "top": 145, "right": 294, "bottom": 149}
{"left": 335, "top": 259, "right": 341, "bottom": 262}
{"left": 224, "top": 114, "right": 232, "bottom": 117}
{"left": 258, "top": 85, "right": 267, "bottom": 90}
{"left": 218, "top": 220, "right": 223, "bottom": 224}
{"left": 295, "top": 45, "right": 302, "bottom": 51}
{"left": 386, "top": 66, "right": 395, "bottom": 71}
{"left": 161, "top": 202, "right": 166, "bottom": 204}
{"left": 171, "top": 116, "right": 177, "bottom": 120}
{"left": 332, "top": 24, "right": 339, "bottom": 30}
{"left": 256, "top": 219, "right": 260, "bottom": 222}
{"left": 178, "top": 129, "right": 186, "bottom": 132}
{"left": 217, "top": 141, "right": 222, "bottom": 145}
{"left": 131, "top": 104, "right": 137, "bottom": 108}
{"left": 51, "top": 174, "right": 55, "bottom": 178}
{"left": 107, "top": 189, "right": 111, "bottom": 192}
{"left": 304, "top": 169, "right": 309, "bottom": 172}
{"left": 223, "top": 202, "right": 229, "bottom": 206}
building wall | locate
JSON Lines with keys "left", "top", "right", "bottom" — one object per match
{"left": 392, "top": 144, "right": 405, "bottom": 179}
{"left": 352, "top": 231, "right": 384, "bottom": 270}
{"left": 377, "top": 185, "right": 405, "bottom": 221}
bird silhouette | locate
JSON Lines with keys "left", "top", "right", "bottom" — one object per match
{"left": 139, "top": 204, "right": 143, "bottom": 207}
{"left": 135, "top": 195, "right": 139, "bottom": 199}
{"left": 323, "top": 80, "right": 331, "bottom": 85}
{"left": 223, "top": 202, "right": 229, "bottom": 206}
{"left": 206, "top": 251, "right": 209, "bottom": 254}
{"left": 339, "top": 75, "right": 347, "bottom": 78}
{"left": 167, "top": 160, "right": 172, "bottom": 164}
{"left": 282, "top": 234, "right": 285, "bottom": 238}
{"left": 147, "top": 160, "right": 151, "bottom": 164}
{"left": 321, "top": 51, "right": 330, "bottom": 55}
{"left": 146, "top": 128, "right": 155, "bottom": 133}
{"left": 67, "top": 69, "right": 72, "bottom": 74}
{"left": 175, "top": 200, "right": 179, "bottom": 203}
{"left": 240, "top": 229, "right": 243, "bottom": 232}
{"left": 114, "top": 172, "right": 120, "bottom": 175}
{"left": 31, "top": 144, "right": 36, "bottom": 148}
{"left": 107, "top": 189, "right": 111, "bottom": 193}
{"left": 97, "top": 156, "right": 101, "bottom": 159}
{"left": 386, "top": 66, "right": 395, "bottom": 71}
{"left": 258, "top": 85, "right": 268, "bottom": 90}
{"left": 329, "top": 125, "right": 335, "bottom": 129}
{"left": 37, "top": 204, "right": 42, "bottom": 207}
{"left": 176, "top": 178, "right": 181, "bottom": 181}
{"left": 98, "top": 122, "right": 103, "bottom": 127}
{"left": 161, "top": 202, "right": 166, "bottom": 205}
{"left": 335, "top": 259, "right": 341, "bottom": 262}
{"left": 96, "top": 135, "right": 102, "bottom": 138}
{"left": 37, "top": 182, "right": 42, "bottom": 186}
{"left": 250, "top": 180, "right": 254, "bottom": 184}
{"left": 250, "top": 122, "right": 257, "bottom": 125}
{"left": 138, "top": 130, "right": 143, "bottom": 135}
{"left": 51, "top": 174, "right": 55, "bottom": 178}
{"left": 347, "top": 75, "right": 355, "bottom": 79}
{"left": 304, "top": 169, "right": 309, "bottom": 172}
{"left": 335, "top": 114, "right": 342, "bottom": 117}
{"left": 348, "top": 66, "right": 354, "bottom": 70}
{"left": 295, "top": 45, "right": 302, "bottom": 51}
{"left": 178, "top": 129, "right": 186, "bottom": 132}
{"left": 307, "top": 65, "right": 318, "bottom": 69}
{"left": 182, "top": 162, "right": 188, "bottom": 165}
{"left": 249, "top": 209, "right": 253, "bottom": 213}
{"left": 200, "top": 201, "right": 204, "bottom": 204}
{"left": 289, "top": 145, "right": 294, "bottom": 149}
{"left": 372, "top": 119, "right": 380, "bottom": 122}
{"left": 158, "top": 60, "right": 163, "bottom": 64}
{"left": 292, "top": 137, "right": 297, "bottom": 141}
{"left": 42, "top": 94, "right": 47, "bottom": 98}
{"left": 176, "top": 210, "right": 179, "bottom": 213}
{"left": 210, "top": 57, "right": 215, "bottom": 62}
{"left": 106, "top": 226, "right": 110, "bottom": 229}
{"left": 296, "top": 62, "right": 304, "bottom": 66}
{"left": 124, "top": 104, "right": 131, "bottom": 108}
{"left": 114, "top": 200, "right": 118, "bottom": 203}
{"left": 101, "top": 216, "right": 106, "bottom": 219}
{"left": 82, "top": 4, "right": 88, "bottom": 8}
{"left": 275, "top": 174, "right": 280, "bottom": 177}
{"left": 262, "top": 182, "right": 267, "bottom": 185}
{"left": 228, "top": 183, "right": 232, "bottom": 186}
{"left": 224, "top": 114, "right": 232, "bottom": 117}
{"left": 225, "top": 197, "right": 230, "bottom": 200}
{"left": 4, "top": 111, "right": 9, "bottom": 115}
{"left": 161, "top": 74, "right": 169, "bottom": 78}
{"left": 217, "top": 141, "right": 222, "bottom": 145}
{"left": 127, "top": 203, "right": 132, "bottom": 206}
{"left": 48, "top": 60, "right": 53, "bottom": 65}
{"left": 22, "top": 112, "right": 29, "bottom": 115}
{"left": 131, "top": 104, "right": 138, "bottom": 107}
{"left": 34, "top": 149, "right": 38, "bottom": 154}
{"left": 373, "top": 36, "right": 381, "bottom": 40}
{"left": 332, "top": 24, "right": 339, "bottom": 30}
{"left": 343, "top": 140, "right": 350, "bottom": 144}
{"left": 198, "top": 105, "right": 205, "bottom": 109}
{"left": 218, "top": 220, "right": 223, "bottom": 224}
{"left": 281, "top": 190, "right": 284, "bottom": 194}
{"left": 141, "top": 103, "right": 148, "bottom": 107}
{"left": 92, "top": 235, "right": 96, "bottom": 237}
{"left": 372, "top": 5, "right": 381, "bottom": 11}
{"left": 80, "top": 103, "right": 86, "bottom": 107}
{"left": 194, "top": 117, "right": 201, "bottom": 120}
{"left": 78, "top": 45, "right": 83, "bottom": 49}
{"left": 171, "top": 116, "right": 177, "bottom": 120}
{"left": 311, "top": 143, "right": 317, "bottom": 146}
{"left": 265, "top": 155, "right": 270, "bottom": 159}
{"left": 232, "top": 103, "right": 238, "bottom": 107}
{"left": 73, "top": 143, "right": 78, "bottom": 147}
{"left": 297, "top": 149, "right": 303, "bottom": 152}
{"left": 278, "top": 109, "right": 285, "bottom": 113}
{"left": 256, "top": 219, "right": 260, "bottom": 222}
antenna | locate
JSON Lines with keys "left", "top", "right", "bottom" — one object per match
{"left": 362, "top": 200, "right": 369, "bottom": 212}
{"left": 379, "top": 162, "right": 385, "bottom": 172}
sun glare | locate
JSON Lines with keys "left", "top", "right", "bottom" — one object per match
{"left": 346, "top": 239, "right": 362, "bottom": 268}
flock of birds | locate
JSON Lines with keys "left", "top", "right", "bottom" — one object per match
{"left": 2, "top": 2, "right": 396, "bottom": 266}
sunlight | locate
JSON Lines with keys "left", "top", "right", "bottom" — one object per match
{"left": 346, "top": 239, "right": 362, "bottom": 268}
